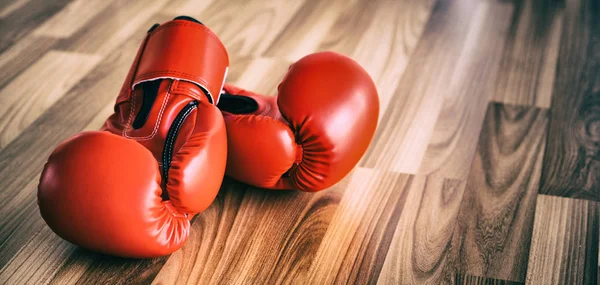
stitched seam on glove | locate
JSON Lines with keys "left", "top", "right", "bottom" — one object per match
{"left": 123, "top": 81, "right": 172, "bottom": 141}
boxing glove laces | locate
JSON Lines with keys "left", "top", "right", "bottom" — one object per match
{"left": 217, "top": 52, "right": 379, "bottom": 192}
{"left": 37, "top": 16, "right": 228, "bottom": 258}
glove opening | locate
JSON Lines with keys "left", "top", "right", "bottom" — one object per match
{"left": 217, "top": 93, "right": 259, "bottom": 114}
{"left": 132, "top": 80, "right": 161, "bottom": 129}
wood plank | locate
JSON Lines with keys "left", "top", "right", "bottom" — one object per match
{"left": 525, "top": 195, "right": 599, "bottom": 284}
{"left": 56, "top": 252, "right": 169, "bottom": 285}
{"left": 300, "top": 170, "right": 413, "bottom": 284}
{"left": 3, "top": 214, "right": 164, "bottom": 284}
{"left": 228, "top": 57, "right": 293, "bottom": 95}
{"left": 0, "top": 0, "right": 70, "bottom": 52}
{"left": 82, "top": 102, "right": 114, "bottom": 131}
{"left": 491, "top": 0, "right": 563, "bottom": 108}
{"left": 0, "top": 177, "right": 42, "bottom": 269}
{"left": 453, "top": 103, "right": 549, "bottom": 282}
{"left": 0, "top": 224, "right": 77, "bottom": 284}
{"left": 152, "top": 178, "right": 346, "bottom": 285}
{"left": 349, "top": 0, "right": 435, "bottom": 119}
{"left": 361, "top": 1, "right": 513, "bottom": 177}
{"left": 262, "top": 0, "right": 346, "bottom": 61}
{"left": 0, "top": 34, "right": 58, "bottom": 89}
{"left": 0, "top": 0, "right": 165, "bottom": 91}
{"left": 416, "top": 1, "right": 513, "bottom": 179}
{"left": 538, "top": 0, "right": 600, "bottom": 201}
{"left": 160, "top": 0, "right": 217, "bottom": 16}
{"left": 48, "top": 251, "right": 93, "bottom": 285}
{"left": 223, "top": 56, "right": 254, "bottom": 86}
{"left": 376, "top": 174, "right": 466, "bottom": 284}
{"left": 0, "top": 50, "right": 102, "bottom": 148}
{"left": 359, "top": 0, "right": 476, "bottom": 172}
{"left": 315, "top": 0, "right": 387, "bottom": 57}
{"left": 176, "top": 0, "right": 305, "bottom": 60}
{"left": 0, "top": 0, "right": 30, "bottom": 19}
{"left": 32, "top": 0, "right": 113, "bottom": 38}
{"left": 57, "top": 0, "right": 168, "bottom": 56}
{"left": 6, "top": 240, "right": 170, "bottom": 285}
{"left": 455, "top": 273, "right": 524, "bottom": 285}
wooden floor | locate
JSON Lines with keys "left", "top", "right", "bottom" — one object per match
{"left": 0, "top": 0, "right": 598, "bottom": 284}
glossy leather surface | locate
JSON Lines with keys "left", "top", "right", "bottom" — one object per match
{"left": 37, "top": 17, "right": 228, "bottom": 258}
{"left": 38, "top": 132, "right": 189, "bottom": 258}
{"left": 219, "top": 52, "right": 379, "bottom": 191}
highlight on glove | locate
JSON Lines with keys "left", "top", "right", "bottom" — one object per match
{"left": 37, "top": 16, "right": 229, "bottom": 258}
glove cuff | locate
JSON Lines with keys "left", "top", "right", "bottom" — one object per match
{"left": 117, "top": 18, "right": 229, "bottom": 105}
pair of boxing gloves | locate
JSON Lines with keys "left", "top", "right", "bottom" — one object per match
{"left": 37, "top": 16, "right": 379, "bottom": 258}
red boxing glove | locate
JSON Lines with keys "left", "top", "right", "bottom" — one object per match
{"left": 218, "top": 52, "right": 379, "bottom": 191}
{"left": 37, "top": 16, "right": 229, "bottom": 258}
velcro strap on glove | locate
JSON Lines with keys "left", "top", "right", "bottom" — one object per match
{"left": 117, "top": 19, "right": 229, "bottom": 105}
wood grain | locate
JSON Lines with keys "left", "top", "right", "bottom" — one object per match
{"left": 525, "top": 194, "right": 599, "bottom": 284}
{"left": 82, "top": 102, "right": 114, "bottom": 131}
{"left": 262, "top": 0, "right": 345, "bottom": 61}
{"left": 361, "top": 1, "right": 513, "bottom": 177}
{"left": 0, "top": 223, "right": 77, "bottom": 284}
{"left": 55, "top": 251, "right": 169, "bottom": 285}
{"left": 315, "top": 0, "right": 387, "bottom": 57}
{"left": 0, "top": 176, "right": 41, "bottom": 269}
{"left": 180, "top": 0, "right": 305, "bottom": 61}
{"left": 349, "top": 0, "right": 435, "bottom": 117}
{"left": 0, "top": 34, "right": 58, "bottom": 89}
{"left": 56, "top": 0, "right": 168, "bottom": 56}
{"left": 0, "top": 0, "right": 69, "bottom": 52}
{"left": 491, "top": 0, "right": 563, "bottom": 108}
{"left": 302, "top": 169, "right": 412, "bottom": 284}
{"left": 0, "top": 50, "right": 101, "bottom": 148}
{"left": 160, "top": 0, "right": 217, "bottom": 17}
{"left": 153, "top": 178, "right": 345, "bottom": 285}
{"left": 227, "top": 57, "right": 293, "bottom": 96}
{"left": 360, "top": 0, "right": 478, "bottom": 173}
{"left": 416, "top": 1, "right": 513, "bottom": 180}
{"left": 455, "top": 273, "right": 524, "bottom": 285}
{"left": 377, "top": 174, "right": 466, "bottom": 284}
{"left": 0, "top": 0, "right": 31, "bottom": 19}
{"left": 539, "top": 0, "right": 600, "bottom": 201}
{"left": 453, "top": 103, "right": 549, "bottom": 282}
{"left": 32, "top": 0, "right": 112, "bottom": 38}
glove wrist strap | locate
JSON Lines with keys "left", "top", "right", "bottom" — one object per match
{"left": 117, "top": 19, "right": 229, "bottom": 105}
